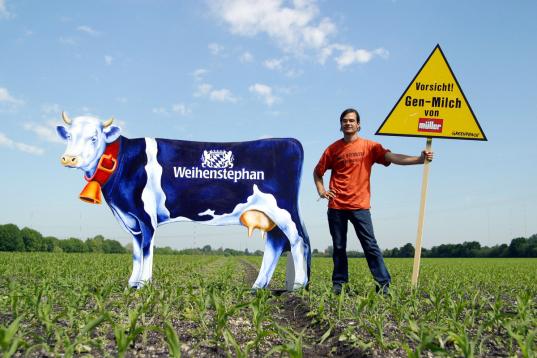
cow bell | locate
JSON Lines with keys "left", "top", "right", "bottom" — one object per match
{"left": 79, "top": 181, "right": 102, "bottom": 204}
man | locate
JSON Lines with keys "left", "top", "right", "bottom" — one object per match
{"left": 313, "top": 108, "right": 433, "bottom": 295}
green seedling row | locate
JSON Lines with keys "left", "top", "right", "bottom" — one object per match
{"left": 0, "top": 253, "right": 535, "bottom": 357}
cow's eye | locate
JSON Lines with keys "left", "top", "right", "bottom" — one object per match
{"left": 91, "top": 136, "right": 97, "bottom": 143}
{"left": 66, "top": 134, "right": 71, "bottom": 140}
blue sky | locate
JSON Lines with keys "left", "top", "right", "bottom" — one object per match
{"left": 1, "top": 0, "right": 536, "bottom": 252}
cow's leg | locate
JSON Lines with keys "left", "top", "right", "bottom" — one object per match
{"left": 129, "top": 233, "right": 144, "bottom": 288}
{"left": 138, "top": 221, "right": 156, "bottom": 287}
{"left": 278, "top": 212, "right": 310, "bottom": 290}
{"left": 253, "top": 228, "right": 286, "bottom": 289}
{"left": 108, "top": 205, "right": 146, "bottom": 289}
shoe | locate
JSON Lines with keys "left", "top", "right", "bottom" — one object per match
{"left": 375, "top": 284, "right": 389, "bottom": 296}
{"left": 332, "top": 283, "right": 343, "bottom": 295}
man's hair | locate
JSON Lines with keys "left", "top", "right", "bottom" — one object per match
{"left": 340, "top": 108, "right": 360, "bottom": 123}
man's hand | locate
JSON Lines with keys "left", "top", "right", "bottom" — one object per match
{"left": 318, "top": 189, "right": 336, "bottom": 201}
{"left": 420, "top": 150, "right": 434, "bottom": 163}
{"left": 385, "top": 151, "right": 434, "bottom": 165}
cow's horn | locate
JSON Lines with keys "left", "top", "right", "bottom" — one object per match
{"left": 103, "top": 117, "right": 114, "bottom": 128}
{"left": 62, "top": 111, "right": 72, "bottom": 125}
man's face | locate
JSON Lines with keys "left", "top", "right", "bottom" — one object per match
{"left": 340, "top": 112, "right": 360, "bottom": 135}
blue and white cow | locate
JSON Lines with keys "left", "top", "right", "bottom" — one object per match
{"left": 57, "top": 113, "right": 311, "bottom": 289}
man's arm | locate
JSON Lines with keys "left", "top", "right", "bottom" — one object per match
{"left": 313, "top": 171, "right": 336, "bottom": 200}
{"left": 385, "top": 150, "right": 434, "bottom": 165}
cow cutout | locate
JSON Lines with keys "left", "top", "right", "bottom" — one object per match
{"left": 57, "top": 113, "right": 311, "bottom": 290}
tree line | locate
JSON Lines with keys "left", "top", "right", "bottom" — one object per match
{"left": 312, "top": 234, "right": 537, "bottom": 258}
{"left": 1, "top": 223, "right": 536, "bottom": 258}
{"left": 154, "top": 245, "right": 265, "bottom": 256}
{"left": 382, "top": 234, "right": 537, "bottom": 258}
{"left": 0, "top": 224, "right": 126, "bottom": 253}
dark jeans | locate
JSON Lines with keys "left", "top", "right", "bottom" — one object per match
{"left": 328, "top": 208, "right": 391, "bottom": 287}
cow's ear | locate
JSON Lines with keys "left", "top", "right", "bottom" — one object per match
{"left": 56, "top": 126, "right": 69, "bottom": 140}
{"left": 103, "top": 125, "right": 121, "bottom": 143}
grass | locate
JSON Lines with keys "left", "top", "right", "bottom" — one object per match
{"left": 0, "top": 252, "right": 535, "bottom": 357}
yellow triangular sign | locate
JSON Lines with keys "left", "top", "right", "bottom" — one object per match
{"left": 376, "top": 45, "right": 486, "bottom": 141}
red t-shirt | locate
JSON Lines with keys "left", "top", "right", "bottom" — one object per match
{"left": 314, "top": 137, "right": 390, "bottom": 210}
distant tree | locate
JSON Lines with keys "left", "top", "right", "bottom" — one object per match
{"left": 42, "top": 236, "right": 61, "bottom": 252}
{"left": 508, "top": 237, "right": 528, "bottom": 257}
{"left": 59, "top": 238, "right": 88, "bottom": 253}
{"left": 384, "top": 247, "right": 398, "bottom": 258}
{"left": 253, "top": 250, "right": 263, "bottom": 256}
{"left": 155, "top": 246, "right": 177, "bottom": 255}
{"left": 488, "top": 244, "right": 509, "bottom": 258}
{"left": 399, "top": 243, "right": 415, "bottom": 258}
{"left": 325, "top": 245, "right": 333, "bottom": 256}
{"left": 21, "top": 227, "right": 43, "bottom": 252}
{"left": 0, "top": 224, "right": 24, "bottom": 251}
{"left": 86, "top": 235, "right": 105, "bottom": 253}
{"left": 202, "top": 244, "right": 212, "bottom": 253}
{"left": 528, "top": 235, "right": 537, "bottom": 257}
{"left": 102, "top": 239, "right": 126, "bottom": 253}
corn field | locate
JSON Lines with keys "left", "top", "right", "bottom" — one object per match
{"left": 0, "top": 252, "right": 535, "bottom": 357}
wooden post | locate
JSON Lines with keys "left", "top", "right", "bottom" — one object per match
{"left": 411, "top": 137, "right": 432, "bottom": 288}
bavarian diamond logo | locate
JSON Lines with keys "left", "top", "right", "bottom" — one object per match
{"left": 201, "top": 150, "right": 234, "bottom": 169}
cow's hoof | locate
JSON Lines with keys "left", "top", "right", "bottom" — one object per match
{"left": 292, "top": 283, "right": 308, "bottom": 291}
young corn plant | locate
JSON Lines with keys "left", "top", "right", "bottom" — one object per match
{"left": 266, "top": 324, "right": 305, "bottom": 358}
{"left": 163, "top": 321, "right": 182, "bottom": 358}
{"left": 248, "top": 289, "right": 273, "bottom": 353}
{"left": 0, "top": 316, "right": 26, "bottom": 358}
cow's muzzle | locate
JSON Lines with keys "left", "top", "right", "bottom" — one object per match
{"left": 60, "top": 155, "right": 80, "bottom": 167}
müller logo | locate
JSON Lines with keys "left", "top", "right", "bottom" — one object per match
{"left": 173, "top": 150, "right": 265, "bottom": 182}
{"left": 418, "top": 118, "right": 443, "bottom": 133}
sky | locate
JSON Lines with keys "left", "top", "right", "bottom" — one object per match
{"left": 1, "top": 0, "right": 536, "bottom": 253}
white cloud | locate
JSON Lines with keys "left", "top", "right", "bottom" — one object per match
{"left": 320, "top": 44, "right": 389, "bottom": 69}
{"left": 153, "top": 103, "right": 192, "bottom": 116}
{"left": 249, "top": 83, "right": 278, "bottom": 106}
{"left": 210, "top": 0, "right": 388, "bottom": 68}
{"left": 23, "top": 121, "right": 63, "bottom": 144}
{"left": 116, "top": 97, "right": 128, "bottom": 103}
{"left": 193, "top": 68, "right": 208, "bottom": 81}
{"left": 208, "top": 42, "right": 224, "bottom": 56}
{"left": 0, "top": 132, "right": 13, "bottom": 146}
{"left": 0, "top": 87, "right": 24, "bottom": 106}
{"left": 77, "top": 25, "right": 100, "bottom": 36}
{"left": 104, "top": 55, "right": 113, "bottom": 65}
{"left": 239, "top": 51, "right": 254, "bottom": 63}
{"left": 210, "top": 89, "right": 237, "bottom": 103}
{"left": 210, "top": 0, "right": 336, "bottom": 55}
{"left": 195, "top": 83, "right": 238, "bottom": 103}
{"left": 335, "top": 46, "right": 389, "bottom": 69}
{"left": 263, "top": 57, "right": 302, "bottom": 77}
{"left": 195, "top": 83, "right": 213, "bottom": 97}
{"left": 0, "top": 0, "right": 11, "bottom": 18}
{"left": 0, "top": 132, "right": 44, "bottom": 155}
{"left": 172, "top": 103, "right": 191, "bottom": 116}
{"left": 264, "top": 58, "right": 284, "bottom": 71}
